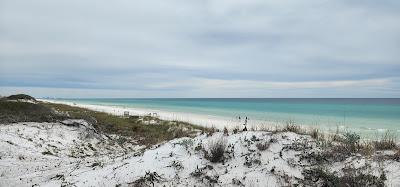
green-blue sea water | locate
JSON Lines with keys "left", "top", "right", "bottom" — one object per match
{"left": 54, "top": 98, "right": 400, "bottom": 137}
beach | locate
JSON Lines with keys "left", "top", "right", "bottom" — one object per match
{"left": 1, "top": 96, "right": 400, "bottom": 186}
{"left": 40, "top": 99, "right": 273, "bottom": 130}
{"left": 42, "top": 98, "right": 400, "bottom": 138}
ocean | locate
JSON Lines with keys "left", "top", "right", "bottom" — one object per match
{"left": 54, "top": 98, "right": 400, "bottom": 137}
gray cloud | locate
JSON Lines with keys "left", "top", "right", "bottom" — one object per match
{"left": 0, "top": 0, "right": 399, "bottom": 98}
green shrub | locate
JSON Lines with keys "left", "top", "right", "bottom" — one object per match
{"left": 0, "top": 100, "right": 65, "bottom": 123}
{"left": 6, "top": 94, "right": 36, "bottom": 101}
{"left": 343, "top": 132, "right": 360, "bottom": 145}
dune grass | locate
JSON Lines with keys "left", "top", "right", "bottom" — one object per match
{"left": 0, "top": 100, "right": 64, "bottom": 123}
{"left": 41, "top": 102, "right": 210, "bottom": 145}
{"left": 0, "top": 96, "right": 209, "bottom": 146}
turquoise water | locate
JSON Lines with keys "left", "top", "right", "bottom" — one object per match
{"left": 55, "top": 98, "right": 400, "bottom": 137}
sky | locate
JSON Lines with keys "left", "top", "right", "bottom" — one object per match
{"left": 0, "top": 0, "right": 399, "bottom": 98}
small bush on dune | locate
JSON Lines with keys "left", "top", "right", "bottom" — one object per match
{"left": 6, "top": 94, "right": 36, "bottom": 101}
{"left": 343, "top": 132, "right": 360, "bottom": 145}
{"left": 233, "top": 127, "right": 239, "bottom": 134}
{"left": 342, "top": 132, "right": 360, "bottom": 152}
{"left": 130, "top": 171, "right": 162, "bottom": 187}
{"left": 256, "top": 142, "right": 270, "bottom": 151}
{"left": 207, "top": 127, "right": 216, "bottom": 137}
{"left": 223, "top": 127, "right": 229, "bottom": 136}
{"left": 205, "top": 136, "right": 227, "bottom": 163}
{"left": 358, "top": 142, "right": 376, "bottom": 156}
{"left": 303, "top": 167, "right": 385, "bottom": 187}
{"left": 42, "top": 150, "right": 53, "bottom": 155}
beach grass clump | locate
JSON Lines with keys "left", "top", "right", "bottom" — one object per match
{"left": 42, "top": 150, "right": 54, "bottom": 156}
{"left": 129, "top": 171, "right": 162, "bottom": 187}
{"left": 330, "top": 131, "right": 375, "bottom": 156}
{"left": 373, "top": 132, "right": 397, "bottom": 150}
{"left": 310, "top": 128, "right": 320, "bottom": 140}
{"left": 204, "top": 136, "right": 227, "bottom": 163}
{"left": 358, "top": 142, "right": 376, "bottom": 156}
{"left": 303, "top": 167, "right": 386, "bottom": 187}
{"left": 256, "top": 142, "right": 270, "bottom": 151}
{"left": 223, "top": 127, "right": 229, "bottom": 136}
{"left": 283, "top": 120, "right": 302, "bottom": 134}
{"left": 206, "top": 126, "right": 217, "bottom": 137}
{"left": 322, "top": 131, "right": 380, "bottom": 157}
{"left": 232, "top": 126, "right": 239, "bottom": 134}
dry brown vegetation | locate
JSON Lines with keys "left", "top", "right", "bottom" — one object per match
{"left": 38, "top": 102, "right": 210, "bottom": 145}
{"left": 373, "top": 132, "right": 397, "bottom": 150}
{"left": 283, "top": 120, "right": 302, "bottom": 134}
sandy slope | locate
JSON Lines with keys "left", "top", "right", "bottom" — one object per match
{"left": 1, "top": 120, "right": 399, "bottom": 187}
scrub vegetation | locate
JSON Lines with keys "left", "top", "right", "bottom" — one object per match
{"left": 1, "top": 94, "right": 209, "bottom": 145}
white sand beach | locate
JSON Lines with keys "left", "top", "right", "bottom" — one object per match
{"left": 0, "top": 96, "right": 398, "bottom": 186}
{"left": 2, "top": 120, "right": 400, "bottom": 186}
{"left": 39, "top": 99, "right": 280, "bottom": 131}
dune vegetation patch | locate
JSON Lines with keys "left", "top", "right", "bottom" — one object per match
{"left": 41, "top": 102, "right": 210, "bottom": 146}
{"left": 0, "top": 100, "right": 65, "bottom": 123}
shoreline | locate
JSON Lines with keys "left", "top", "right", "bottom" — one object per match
{"left": 40, "top": 99, "right": 400, "bottom": 139}
{"left": 40, "top": 99, "right": 280, "bottom": 130}
{"left": 1, "top": 95, "right": 399, "bottom": 186}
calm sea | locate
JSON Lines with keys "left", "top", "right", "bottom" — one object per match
{"left": 55, "top": 98, "right": 400, "bottom": 137}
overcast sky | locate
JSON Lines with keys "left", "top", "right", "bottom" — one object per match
{"left": 0, "top": 0, "right": 399, "bottom": 98}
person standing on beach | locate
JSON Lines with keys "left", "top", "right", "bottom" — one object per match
{"left": 243, "top": 116, "right": 248, "bottom": 131}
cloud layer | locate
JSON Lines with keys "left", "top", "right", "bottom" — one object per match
{"left": 1, "top": 0, "right": 399, "bottom": 97}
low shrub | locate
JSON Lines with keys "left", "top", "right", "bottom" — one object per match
{"left": 343, "top": 132, "right": 360, "bottom": 145}
{"left": 342, "top": 131, "right": 360, "bottom": 152}
{"left": 176, "top": 139, "right": 194, "bottom": 150}
{"left": 223, "top": 127, "right": 229, "bottom": 136}
{"left": 303, "top": 167, "right": 385, "bottom": 187}
{"left": 42, "top": 150, "right": 53, "bottom": 155}
{"left": 205, "top": 137, "right": 227, "bottom": 163}
{"left": 256, "top": 142, "right": 270, "bottom": 151}
{"left": 6, "top": 94, "right": 36, "bottom": 101}
{"left": 233, "top": 127, "right": 239, "bottom": 134}
{"left": 129, "top": 171, "right": 162, "bottom": 187}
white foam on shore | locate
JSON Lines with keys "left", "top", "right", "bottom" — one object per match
{"left": 40, "top": 99, "right": 280, "bottom": 130}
